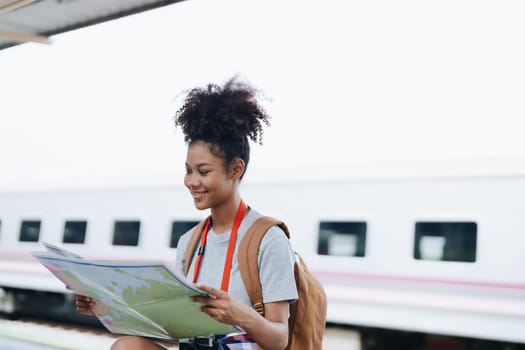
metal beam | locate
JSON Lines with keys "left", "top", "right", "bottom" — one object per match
{"left": 0, "top": 28, "right": 50, "bottom": 44}
{"left": 0, "top": 0, "right": 39, "bottom": 15}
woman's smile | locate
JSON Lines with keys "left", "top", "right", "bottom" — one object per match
{"left": 191, "top": 190, "right": 208, "bottom": 200}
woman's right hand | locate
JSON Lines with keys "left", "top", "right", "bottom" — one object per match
{"left": 72, "top": 293, "right": 96, "bottom": 316}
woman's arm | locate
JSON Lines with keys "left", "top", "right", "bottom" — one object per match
{"left": 191, "top": 284, "right": 289, "bottom": 350}
{"left": 242, "top": 300, "right": 289, "bottom": 350}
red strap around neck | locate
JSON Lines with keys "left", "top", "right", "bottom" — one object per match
{"left": 192, "top": 200, "right": 247, "bottom": 292}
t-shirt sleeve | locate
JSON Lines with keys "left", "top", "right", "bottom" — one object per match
{"left": 258, "top": 226, "right": 299, "bottom": 303}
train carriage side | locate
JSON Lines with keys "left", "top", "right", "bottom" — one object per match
{"left": 243, "top": 175, "right": 525, "bottom": 345}
{"left": 0, "top": 174, "right": 524, "bottom": 345}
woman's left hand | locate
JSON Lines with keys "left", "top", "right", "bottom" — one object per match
{"left": 190, "top": 283, "right": 254, "bottom": 326}
{"left": 191, "top": 283, "right": 290, "bottom": 350}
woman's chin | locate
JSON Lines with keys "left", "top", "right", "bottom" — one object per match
{"left": 193, "top": 200, "right": 209, "bottom": 211}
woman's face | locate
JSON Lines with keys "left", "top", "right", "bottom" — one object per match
{"left": 184, "top": 141, "right": 235, "bottom": 210}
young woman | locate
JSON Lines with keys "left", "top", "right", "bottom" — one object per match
{"left": 74, "top": 78, "right": 298, "bottom": 350}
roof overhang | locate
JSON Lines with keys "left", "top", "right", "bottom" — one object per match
{"left": 0, "top": 0, "right": 185, "bottom": 50}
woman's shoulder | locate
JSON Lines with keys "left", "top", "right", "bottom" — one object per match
{"left": 244, "top": 208, "right": 287, "bottom": 236}
{"left": 243, "top": 209, "right": 290, "bottom": 250}
{"left": 261, "top": 225, "right": 290, "bottom": 249}
{"left": 176, "top": 222, "right": 202, "bottom": 252}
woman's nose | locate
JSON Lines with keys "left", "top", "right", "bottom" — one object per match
{"left": 185, "top": 173, "right": 199, "bottom": 187}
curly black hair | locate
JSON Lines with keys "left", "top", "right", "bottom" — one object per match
{"left": 174, "top": 77, "right": 270, "bottom": 178}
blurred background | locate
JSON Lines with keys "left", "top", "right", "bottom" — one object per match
{"left": 1, "top": 0, "right": 524, "bottom": 190}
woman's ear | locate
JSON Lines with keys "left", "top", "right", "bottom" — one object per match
{"left": 230, "top": 158, "right": 246, "bottom": 180}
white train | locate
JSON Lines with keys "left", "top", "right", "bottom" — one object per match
{"left": 1, "top": 159, "right": 524, "bottom": 348}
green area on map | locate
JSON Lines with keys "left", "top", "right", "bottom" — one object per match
{"left": 32, "top": 253, "right": 238, "bottom": 339}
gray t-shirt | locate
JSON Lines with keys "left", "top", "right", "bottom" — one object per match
{"left": 175, "top": 208, "right": 298, "bottom": 307}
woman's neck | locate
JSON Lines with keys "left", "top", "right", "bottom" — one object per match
{"left": 210, "top": 195, "right": 242, "bottom": 234}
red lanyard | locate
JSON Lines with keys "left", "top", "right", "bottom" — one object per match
{"left": 192, "top": 200, "right": 247, "bottom": 292}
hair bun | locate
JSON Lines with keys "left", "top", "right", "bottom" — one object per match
{"left": 174, "top": 77, "right": 270, "bottom": 145}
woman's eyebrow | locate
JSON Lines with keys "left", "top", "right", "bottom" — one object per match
{"left": 186, "top": 162, "right": 213, "bottom": 167}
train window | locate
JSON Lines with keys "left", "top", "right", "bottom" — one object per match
{"left": 414, "top": 222, "right": 477, "bottom": 262}
{"left": 63, "top": 220, "right": 87, "bottom": 244}
{"left": 112, "top": 221, "right": 140, "bottom": 246}
{"left": 317, "top": 221, "right": 367, "bottom": 257}
{"left": 170, "top": 221, "right": 200, "bottom": 248}
{"left": 19, "top": 220, "right": 41, "bottom": 242}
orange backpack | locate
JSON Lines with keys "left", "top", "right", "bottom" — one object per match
{"left": 184, "top": 216, "right": 327, "bottom": 350}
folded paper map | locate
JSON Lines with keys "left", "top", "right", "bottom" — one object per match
{"left": 32, "top": 243, "right": 239, "bottom": 340}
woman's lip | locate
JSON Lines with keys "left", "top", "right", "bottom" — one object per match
{"left": 191, "top": 191, "right": 207, "bottom": 199}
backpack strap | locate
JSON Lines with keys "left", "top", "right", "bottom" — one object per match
{"left": 183, "top": 218, "right": 209, "bottom": 276}
{"left": 238, "top": 216, "right": 290, "bottom": 317}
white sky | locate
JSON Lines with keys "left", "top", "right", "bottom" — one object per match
{"left": 1, "top": 0, "right": 525, "bottom": 190}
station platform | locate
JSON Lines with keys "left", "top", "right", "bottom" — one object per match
{"left": 0, "top": 317, "right": 360, "bottom": 350}
{"left": 0, "top": 336, "right": 63, "bottom": 350}
{"left": 0, "top": 317, "right": 117, "bottom": 350}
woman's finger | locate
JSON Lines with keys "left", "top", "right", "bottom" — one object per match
{"left": 73, "top": 294, "right": 91, "bottom": 302}
{"left": 72, "top": 294, "right": 97, "bottom": 315}
{"left": 190, "top": 295, "right": 211, "bottom": 304}
{"left": 195, "top": 283, "right": 227, "bottom": 298}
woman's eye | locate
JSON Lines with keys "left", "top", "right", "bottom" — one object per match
{"left": 199, "top": 170, "right": 209, "bottom": 176}
{"left": 185, "top": 168, "right": 192, "bottom": 175}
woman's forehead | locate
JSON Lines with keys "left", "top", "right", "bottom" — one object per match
{"left": 186, "top": 141, "right": 221, "bottom": 164}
